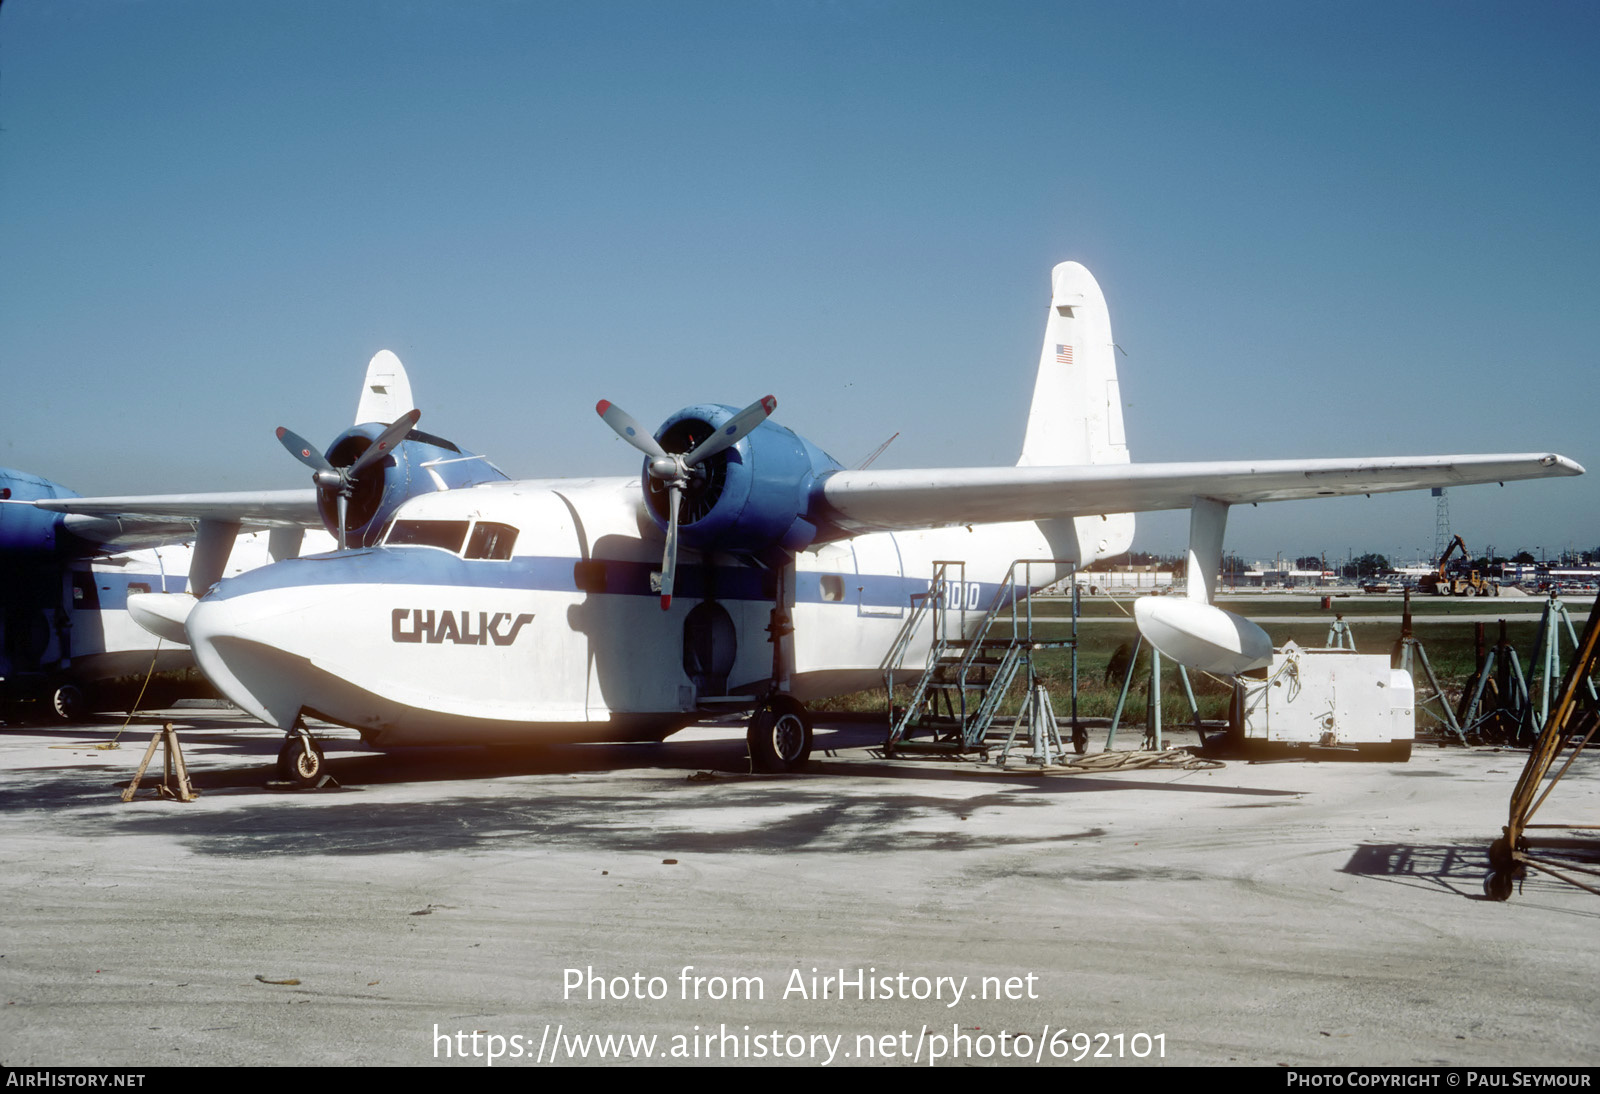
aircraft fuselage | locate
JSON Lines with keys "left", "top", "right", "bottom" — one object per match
{"left": 185, "top": 476, "right": 1110, "bottom": 745}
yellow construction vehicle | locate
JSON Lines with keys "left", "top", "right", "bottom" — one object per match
{"left": 1419, "top": 534, "right": 1498, "bottom": 596}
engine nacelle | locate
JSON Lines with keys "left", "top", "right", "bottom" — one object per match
{"left": 0, "top": 468, "right": 81, "bottom": 556}
{"left": 643, "top": 404, "right": 843, "bottom": 556}
{"left": 317, "top": 424, "right": 506, "bottom": 548}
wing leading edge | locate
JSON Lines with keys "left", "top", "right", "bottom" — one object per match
{"left": 22, "top": 489, "right": 320, "bottom": 549}
{"left": 29, "top": 489, "right": 319, "bottom": 525}
{"left": 813, "top": 453, "right": 1584, "bottom": 535}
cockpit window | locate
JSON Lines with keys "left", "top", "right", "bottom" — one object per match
{"left": 386, "top": 520, "right": 469, "bottom": 553}
{"left": 465, "top": 522, "right": 518, "bottom": 561}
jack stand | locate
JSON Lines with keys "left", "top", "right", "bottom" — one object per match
{"left": 1325, "top": 615, "right": 1357, "bottom": 651}
{"left": 1520, "top": 593, "right": 1599, "bottom": 743}
{"left": 1457, "top": 619, "right": 1530, "bottom": 744}
{"left": 121, "top": 722, "right": 196, "bottom": 803}
{"left": 1107, "top": 636, "right": 1203, "bottom": 751}
{"left": 998, "top": 679, "right": 1065, "bottom": 765}
{"left": 1391, "top": 588, "right": 1465, "bottom": 744}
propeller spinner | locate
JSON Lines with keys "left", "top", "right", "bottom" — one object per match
{"left": 596, "top": 395, "right": 776, "bottom": 609}
{"left": 277, "top": 409, "right": 421, "bottom": 550}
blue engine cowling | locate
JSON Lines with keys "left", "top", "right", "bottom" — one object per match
{"left": 643, "top": 405, "right": 843, "bottom": 556}
{"left": 0, "top": 468, "right": 82, "bottom": 556}
{"left": 317, "top": 424, "right": 507, "bottom": 547}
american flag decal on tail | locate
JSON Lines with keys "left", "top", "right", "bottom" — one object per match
{"left": 1055, "top": 344, "right": 1074, "bottom": 365}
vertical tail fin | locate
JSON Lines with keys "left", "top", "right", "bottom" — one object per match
{"left": 1018, "top": 262, "right": 1129, "bottom": 468}
{"left": 1020, "top": 262, "right": 1134, "bottom": 564}
{"left": 354, "top": 350, "right": 415, "bottom": 426}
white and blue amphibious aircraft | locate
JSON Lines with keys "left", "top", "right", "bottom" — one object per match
{"left": 114, "top": 263, "right": 1581, "bottom": 783}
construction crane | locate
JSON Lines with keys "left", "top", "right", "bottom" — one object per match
{"left": 1419, "top": 534, "right": 1498, "bottom": 597}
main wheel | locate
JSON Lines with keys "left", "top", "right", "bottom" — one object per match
{"left": 276, "top": 735, "right": 325, "bottom": 787}
{"left": 50, "top": 684, "right": 86, "bottom": 722}
{"left": 748, "top": 695, "right": 812, "bottom": 773}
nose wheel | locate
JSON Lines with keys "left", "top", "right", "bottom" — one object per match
{"left": 748, "top": 694, "right": 812, "bottom": 773}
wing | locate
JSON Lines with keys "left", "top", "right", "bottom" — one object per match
{"left": 21, "top": 489, "right": 320, "bottom": 551}
{"left": 814, "top": 453, "right": 1583, "bottom": 534}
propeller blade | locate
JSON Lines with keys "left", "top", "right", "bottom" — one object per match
{"left": 347, "top": 409, "right": 421, "bottom": 478}
{"left": 683, "top": 395, "right": 776, "bottom": 468}
{"left": 276, "top": 427, "right": 335, "bottom": 474}
{"left": 335, "top": 491, "right": 349, "bottom": 552}
{"left": 596, "top": 400, "right": 669, "bottom": 461}
{"left": 659, "top": 484, "right": 680, "bottom": 610}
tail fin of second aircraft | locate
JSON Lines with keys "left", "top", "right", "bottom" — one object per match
{"left": 354, "top": 350, "right": 415, "bottom": 426}
{"left": 1018, "top": 262, "right": 1129, "bottom": 469}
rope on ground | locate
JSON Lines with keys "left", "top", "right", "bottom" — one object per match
{"left": 105, "top": 639, "right": 164, "bottom": 748}
{"left": 984, "top": 748, "right": 1225, "bottom": 774}
{"left": 1067, "top": 748, "right": 1224, "bottom": 772}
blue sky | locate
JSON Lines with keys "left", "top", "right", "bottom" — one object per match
{"left": 2, "top": 0, "right": 1595, "bottom": 565}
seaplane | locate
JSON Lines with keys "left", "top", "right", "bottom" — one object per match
{"left": 111, "top": 262, "right": 1580, "bottom": 784}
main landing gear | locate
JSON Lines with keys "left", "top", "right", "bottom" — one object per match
{"left": 747, "top": 694, "right": 812, "bottom": 773}
{"left": 275, "top": 725, "right": 326, "bottom": 788}
{"left": 50, "top": 684, "right": 86, "bottom": 722}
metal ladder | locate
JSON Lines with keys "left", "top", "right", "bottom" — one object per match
{"left": 884, "top": 559, "right": 1077, "bottom": 756}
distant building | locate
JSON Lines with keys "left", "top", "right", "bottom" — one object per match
{"left": 1057, "top": 564, "right": 1174, "bottom": 594}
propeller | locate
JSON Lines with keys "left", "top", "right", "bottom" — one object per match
{"left": 596, "top": 395, "right": 776, "bottom": 609}
{"left": 277, "top": 409, "right": 421, "bottom": 549}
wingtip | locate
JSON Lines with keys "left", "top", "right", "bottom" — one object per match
{"left": 596, "top": 399, "right": 611, "bottom": 416}
{"left": 660, "top": 594, "right": 672, "bottom": 611}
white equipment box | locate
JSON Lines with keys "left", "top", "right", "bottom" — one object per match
{"left": 1234, "top": 642, "right": 1415, "bottom": 759}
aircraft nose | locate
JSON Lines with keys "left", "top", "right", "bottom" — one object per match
{"left": 186, "top": 585, "right": 326, "bottom": 730}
